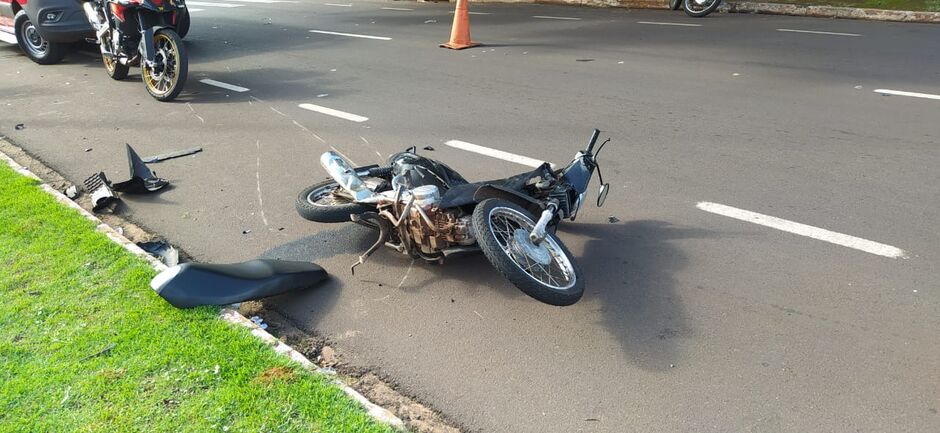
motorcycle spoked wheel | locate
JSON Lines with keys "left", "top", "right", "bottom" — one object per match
{"left": 101, "top": 34, "right": 129, "bottom": 80}
{"left": 141, "top": 29, "right": 188, "bottom": 102}
{"left": 683, "top": 0, "right": 722, "bottom": 17}
{"left": 472, "top": 199, "right": 584, "bottom": 306}
{"left": 295, "top": 179, "right": 375, "bottom": 223}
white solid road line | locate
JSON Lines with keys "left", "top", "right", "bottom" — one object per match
{"left": 309, "top": 30, "right": 391, "bottom": 40}
{"left": 637, "top": 21, "right": 702, "bottom": 27}
{"left": 381, "top": 7, "right": 413, "bottom": 11}
{"left": 696, "top": 202, "right": 908, "bottom": 259}
{"left": 533, "top": 15, "right": 581, "bottom": 20}
{"left": 186, "top": 1, "right": 244, "bottom": 7}
{"left": 776, "top": 28, "right": 861, "bottom": 37}
{"left": 200, "top": 79, "right": 250, "bottom": 93}
{"left": 450, "top": 11, "right": 492, "bottom": 15}
{"left": 444, "top": 140, "right": 550, "bottom": 168}
{"left": 324, "top": 3, "right": 352, "bottom": 6}
{"left": 873, "top": 89, "right": 940, "bottom": 101}
{"left": 188, "top": 8, "right": 205, "bottom": 12}
{"left": 299, "top": 103, "right": 369, "bottom": 123}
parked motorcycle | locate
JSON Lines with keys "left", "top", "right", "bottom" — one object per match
{"left": 670, "top": 0, "right": 722, "bottom": 17}
{"left": 82, "top": 0, "right": 188, "bottom": 101}
{"left": 296, "top": 130, "right": 612, "bottom": 306}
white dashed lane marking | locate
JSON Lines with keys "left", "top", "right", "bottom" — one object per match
{"left": 776, "top": 28, "right": 861, "bottom": 37}
{"left": 697, "top": 202, "right": 908, "bottom": 259}
{"left": 186, "top": 1, "right": 244, "bottom": 8}
{"left": 199, "top": 79, "right": 250, "bottom": 93}
{"left": 533, "top": 16, "right": 581, "bottom": 21}
{"left": 873, "top": 89, "right": 940, "bottom": 101}
{"left": 299, "top": 103, "right": 369, "bottom": 123}
{"left": 637, "top": 21, "right": 702, "bottom": 27}
{"left": 309, "top": 30, "right": 391, "bottom": 41}
{"left": 444, "top": 140, "right": 552, "bottom": 168}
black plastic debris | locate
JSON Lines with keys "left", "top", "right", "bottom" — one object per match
{"left": 137, "top": 240, "right": 179, "bottom": 267}
{"left": 14, "top": 124, "right": 24, "bottom": 130}
{"left": 150, "top": 259, "right": 328, "bottom": 308}
{"left": 83, "top": 172, "right": 118, "bottom": 212}
{"left": 143, "top": 146, "right": 202, "bottom": 163}
{"left": 607, "top": 216, "right": 620, "bottom": 223}
{"left": 423, "top": 146, "right": 435, "bottom": 151}
{"left": 112, "top": 144, "right": 169, "bottom": 193}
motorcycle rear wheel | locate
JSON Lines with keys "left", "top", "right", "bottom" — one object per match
{"left": 473, "top": 199, "right": 584, "bottom": 306}
{"left": 295, "top": 179, "right": 374, "bottom": 223}
{"left": 684, "top": 0, "right": 722, "bottom": 17}
{"left": 102, "top": 35, "right": 129, "bottom": 80}
{"left": 142, "top": 29, "right": 188, "bottom": 102}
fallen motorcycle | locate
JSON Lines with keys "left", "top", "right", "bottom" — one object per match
{"left": 82, "top": 0, "right": 188, "bottom": 101}
{"left": 296, "top": 130, "right": 611, "bottom": 306}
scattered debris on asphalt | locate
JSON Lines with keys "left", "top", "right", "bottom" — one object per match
{"left": 422, "top": 145, "right": 435, "bottom": 151}
{"left": 142, "top": 146, "right": 202, "bottom": 163}
{"left": 14, "top": 124, "right": 24, "bottom": 130}
{"left": 64, "top": 185, "right": 78, "bottom": 199}
{"left": 576, "top": 59, "right": 595, "bottom": 62}
{"left": 242, "top": 229, "right": 252, "bottom": 234}
{"left": 112, "top": 144, "right": 169, "bottom": 193}
{"left": 137, "top": 240, "right": 180, "bottom": 267}
{"left": 316, "top": 93, "right": 329, "bottom": 98}
{"left": 424, "top": 19, "right": 437, "bottom": 23}
{"left": 318, "top": 345, "right": 337, "bottom": 367}
{"left": 84, "top": 148, "right": 93, "bottom": 152}
{"left": 608, "top": 215, "right": 620, "bottom": 223}
{"left": 83, "top": 172, "right": 119, "bottom": 212}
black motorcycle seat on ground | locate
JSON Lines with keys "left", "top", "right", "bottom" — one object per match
{"left": 150, "top": 259, "right": 328, "bottom": 308}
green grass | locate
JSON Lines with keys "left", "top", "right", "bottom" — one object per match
{"left": 0, "top": 162, "right": 396, "bottom": 433}
{"left": 769, "top": 0, "right": 940, "bottom": 12}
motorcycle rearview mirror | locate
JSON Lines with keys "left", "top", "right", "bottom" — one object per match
{"left": 597, "top": 183, "right": 610, "bottom": 207}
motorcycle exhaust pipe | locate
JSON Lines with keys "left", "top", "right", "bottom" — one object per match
{"left": 319, "top": 151, "right": 378, "bottom": 202}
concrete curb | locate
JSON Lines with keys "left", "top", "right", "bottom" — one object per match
{"left": 0, "top": 144, "right": 405, "bottom": 430}
{"left": 474, "top": 0, "right": 940, "bottom": 23}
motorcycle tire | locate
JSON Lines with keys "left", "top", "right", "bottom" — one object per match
{"left": 295, "top": 179, "right": 374, "bottom": 223}
{"left": 14, "top": 11, "right": 69, "bottom": 65}
{"left": 142, "top": 29, "right": 188, "bottom": 102}
{"left": 102, "top": 34, "right": 129, "bottom": 80}
{"left": 472, "top": 199, "right": 584, "bottom": 306}
{"left": 176, "top": 8, "right": 191, "bottom": 39}
{"left": 683, "top": 0, "right": 722, "bottom": 17}
{"left": 670, "top": 0, "right": 683, "bottom": 10}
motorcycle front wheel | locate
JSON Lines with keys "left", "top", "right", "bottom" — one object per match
{"left": 295, "top": 179, "right": 374, "bottom": 223}
{"left": 473, "top": 199, "right": 584, "bottom": 306}
{"left": 684, "top": 0, "right": 722, "bottom": 17}
{"left": 142, "top": 29, "right": 188, "bottom": 102}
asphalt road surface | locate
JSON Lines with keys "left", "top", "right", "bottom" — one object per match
{"left": 2, "top": 2, "right": 939, "bottom": 432}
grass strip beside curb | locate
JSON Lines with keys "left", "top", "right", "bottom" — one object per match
{"left": 0, "top": 162, "right": 396, "bottom": 433}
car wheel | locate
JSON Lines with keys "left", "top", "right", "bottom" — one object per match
{"left": 14, "top": 11, "right": 69, "bottom": 65}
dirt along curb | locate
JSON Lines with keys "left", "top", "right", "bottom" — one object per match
{"left": 475, "top": 0, "right": 940, "bottom": 23}
{"left": 0, "top": 137, "right": 405, "bottom": 430}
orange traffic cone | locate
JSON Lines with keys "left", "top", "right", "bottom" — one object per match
{"left": 440, "top": 0, "right": 481, "bottom": 50}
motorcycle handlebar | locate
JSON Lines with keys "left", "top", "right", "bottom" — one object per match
{"left": 586, "top": 129, "right": 600, "bottom": 153}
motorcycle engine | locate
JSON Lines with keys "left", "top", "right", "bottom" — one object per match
{"left": 405, "top": 185, "right": 475, "bottom": 255}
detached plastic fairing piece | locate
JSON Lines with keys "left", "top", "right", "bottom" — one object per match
{"left": 112, "top": 144, "right": 169, "bottom": 193}
{"left": 150, "top": 259, "right": 328, "bottom": 308}
{"left": 83, "top": 172, "right": 118, "bottom": 211}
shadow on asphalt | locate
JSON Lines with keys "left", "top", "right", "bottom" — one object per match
{"left": 564, "top": 220, "right": 714, "bottom": 371}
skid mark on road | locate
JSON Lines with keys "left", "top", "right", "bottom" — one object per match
{"left": 255, "top": 140, "right": 269, "bottom": 227}
{"left": 359, "top": 136, "right": 385, "bottom": 161}
{"left": 445, "top": 140, "right": 551, "bottom": 168}
{"left": 697, "top": 202, "right": 908, "bottom": 259}
{"left": 186, "top": 103, "right": 205, "bottom": 124}
{"left": 874, "top": 89, "right": 940, "bottom": 101}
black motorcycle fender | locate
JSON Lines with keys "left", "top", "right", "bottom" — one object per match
{"left": 472, "top": 185, "right": 543, "bottom": 216}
